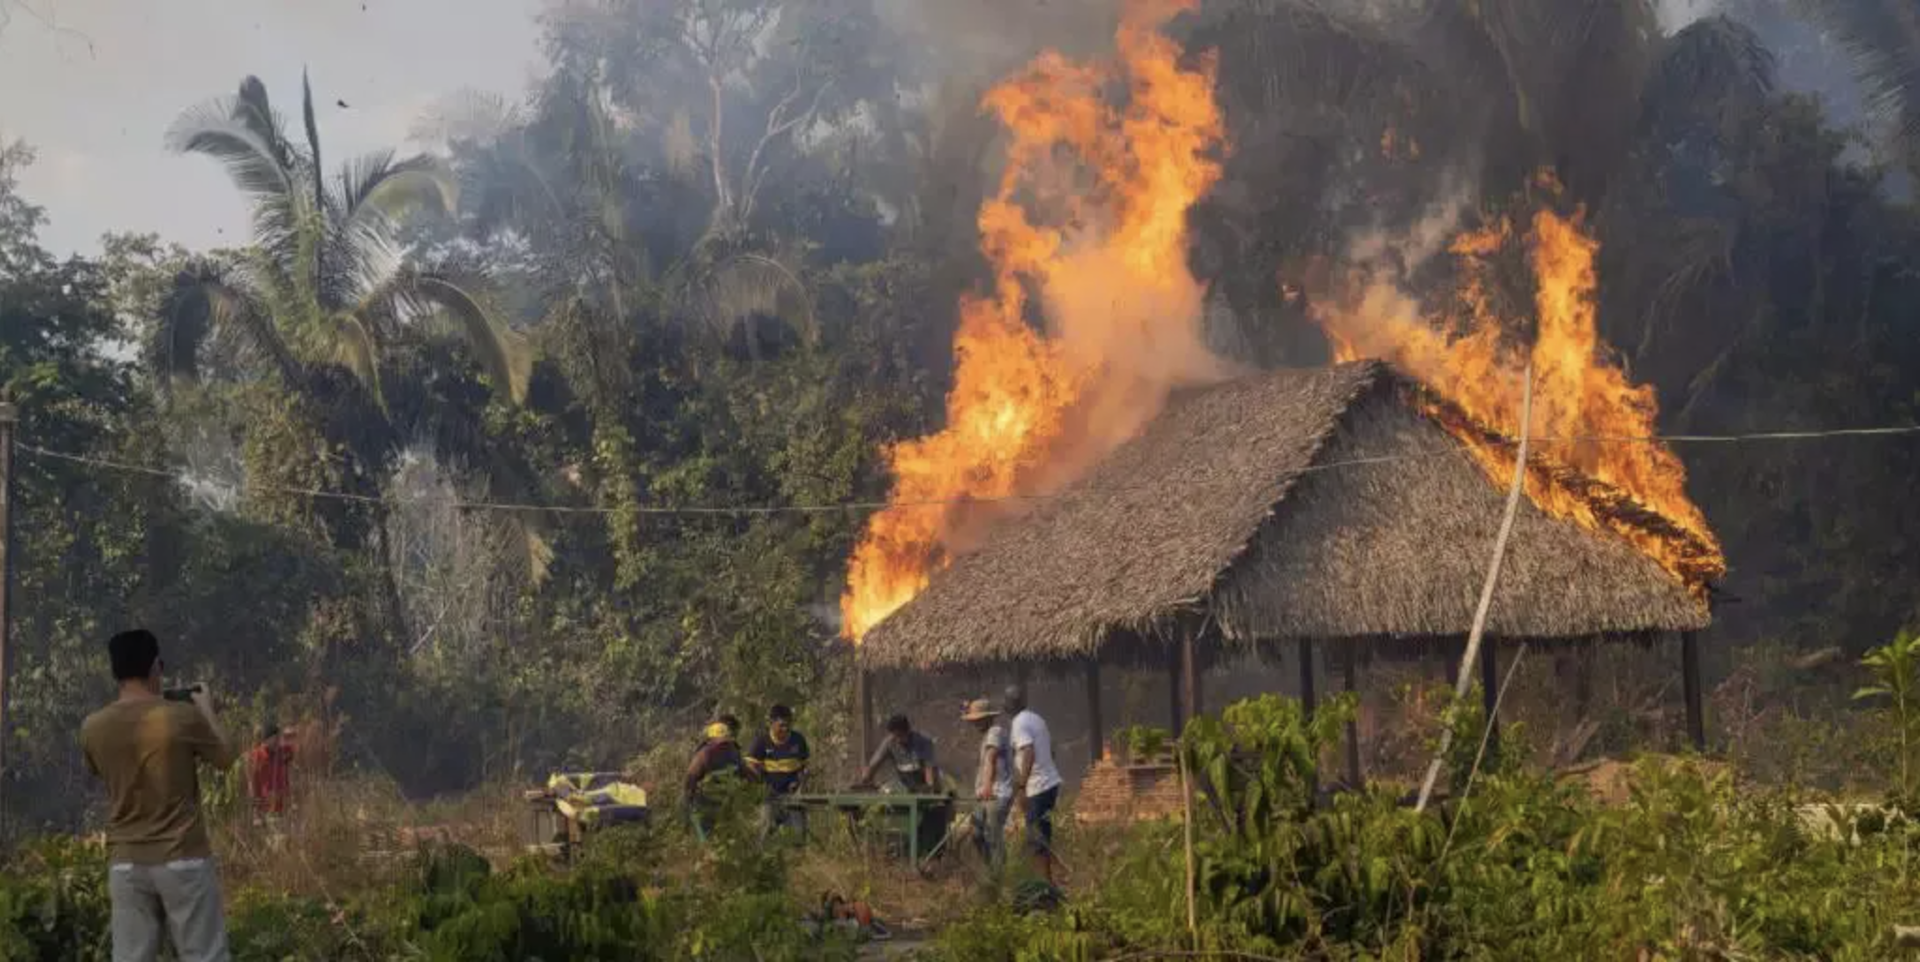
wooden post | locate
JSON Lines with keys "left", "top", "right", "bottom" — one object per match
{"left": 1085, "top": 660, "right": 1105, "bottom": 762}
{"left": 1342, "top": 645, "right": 1361, "bottom": 789}
{"left": 1168, "top": 644, "right": 1183, "bottom": 732}
{"left": 855, "top": 668, "right": 874, "bottom": 771}
{"left": 1298, "top": 638, "right": 1317, "bottom": 719}
{"left": 0, "top": 401, "right": 14, "bottom": 825}
{"left": 1181, "top": 628, "right": 1200, "bottom": 723}
{"left": 1480, "top": 638, "right": 1500, "bottom": 762}
{"left": 1681, "top": 632, "right": 1705, "bottom": 752}
{"left": 1576, "top": 643, "right": 1595, "bottom": 719}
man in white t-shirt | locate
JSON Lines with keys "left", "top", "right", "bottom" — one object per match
{"left": 1004, "top": 684, "right": 1062, "bottom": 884}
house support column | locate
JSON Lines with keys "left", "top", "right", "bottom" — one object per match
{"left": 1342, "top": 644, "right": 1362, "bottom": 789}
{"left": 1480, "top": 638, "right": 1500, "bottom": 764}
{"left": 1681, "top": 631, "right": 1705, "bottom": 752}
{"left": 1167, "top": 644, "right": 1183, "bottom": 732}
{"left": 855, "top": 669, "right": 874, "bottom": 771}
{"left": 1085, "top": 659, "right": 1105, "bottom": 762}
{"left": 1181, "top": 628, "right": 1201, "bottom": 724}
{"left": 1299, "top": 638, "right": 1317, "bottom": 719}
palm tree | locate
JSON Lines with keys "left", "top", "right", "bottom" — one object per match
{"left": 154, "top": 74, "right": 549, "bottom": 597}
{"left": 153, "top": 73, "right": 529, "bottom": 409}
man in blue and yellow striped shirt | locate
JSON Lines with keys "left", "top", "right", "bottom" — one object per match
{"left": 746, "top": 704, "right": 810, "bottom": 837}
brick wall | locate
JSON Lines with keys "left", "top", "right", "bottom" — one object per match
{"left": 1074, "top": 758, "right": 1186, "bottom": 824}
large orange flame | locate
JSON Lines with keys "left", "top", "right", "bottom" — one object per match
{"left": 841, "top": 0, "right": 1230, "bottom": 641}
{"left": 1317, "top": 193, "right": 1726, "bottom": 591}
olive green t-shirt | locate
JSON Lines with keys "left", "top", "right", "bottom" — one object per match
{"left": 80, "top": 698, "right": 234, "bottom": 864}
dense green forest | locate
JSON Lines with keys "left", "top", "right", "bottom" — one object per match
{"left": 0, "top": 0, "right": 1918, "bottom": 848}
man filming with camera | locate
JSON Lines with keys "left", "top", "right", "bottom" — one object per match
{"left": 80, "top": 629, "right": 237, "bottom": 962}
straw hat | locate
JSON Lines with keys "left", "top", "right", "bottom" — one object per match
{"left": 959, "top": 698, "right": 1000, "bottom": 722}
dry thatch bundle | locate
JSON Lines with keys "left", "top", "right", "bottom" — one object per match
{"left": 856, "top": 361, "right": 1713, "bottom": 672}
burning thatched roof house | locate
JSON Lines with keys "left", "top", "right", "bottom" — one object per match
{"left": 858, "top": 359, "right": 1714, "bottom": 669}
{"left": 853, "top": 360, "right": 1720, "bottom": 784}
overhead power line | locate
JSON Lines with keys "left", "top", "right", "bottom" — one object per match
{"left": 14, "top": 422, "right": 1920, "bottom": 518}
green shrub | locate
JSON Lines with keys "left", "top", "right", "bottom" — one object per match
{"left": 0, "top": 836, "right": 111, "bottom": 962}
{"left": 228, "top": 887, "right": 381, "bottom": 961}
{"left": 939, "top": 684, "right": 1920, "bottom": 960}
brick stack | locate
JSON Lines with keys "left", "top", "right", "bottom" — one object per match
{"left": 1073, "top": 757, "right": 1186, "bottom": 824}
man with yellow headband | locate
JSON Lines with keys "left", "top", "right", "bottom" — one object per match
{"left": 685, "top": 715, "right": 747, "bottom": 836}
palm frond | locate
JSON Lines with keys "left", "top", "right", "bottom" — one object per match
{"left": 167, "top": 106, "right": 297, "bottom": 202}
{"left": 336, "top": 311, "right": 387, "bottom": 409}
{"left": 301, "top": 70, "right": 327, "bottom": 221}
{"left": 340, "top": 151, "right": 457, "bottom": 225}
{"left": 359, "top": 267, "right": 530, "bottom": 403}
{"left": 673, "top": 248, "right": 817, "bottom": 356}
{"left": 1643, "top": 15, "right": 1776, "bottom": 134}
{"left": 154, "top": 259, "right": 300, "bottom": 387}
{"left": 1802, "top": 0, "right": 1920, "bottom": 142}
{"left": 169, "top": 77, "right": 320, "bottom": 276}
{"left": 409, "top": 88, "right": 524, "bottom": 145}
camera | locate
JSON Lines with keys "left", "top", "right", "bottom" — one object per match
{"left": 162, "top": 684, "right": 205, "bottom": 703}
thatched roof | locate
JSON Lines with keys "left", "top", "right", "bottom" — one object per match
{"left": 855, "top": 361, "right": 1715, "bottom": 671}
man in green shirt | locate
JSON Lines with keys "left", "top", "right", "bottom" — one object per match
{"left": 80, "top": 629, "right": 237, "bottom": 962}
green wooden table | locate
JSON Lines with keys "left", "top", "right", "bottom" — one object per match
{"left": 785, "top": 792, "right": 980, "bottom": 870}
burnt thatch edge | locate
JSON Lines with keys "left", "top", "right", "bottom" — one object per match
{"left": 1393, "top": 376, "right": 1724, "bottom": 600}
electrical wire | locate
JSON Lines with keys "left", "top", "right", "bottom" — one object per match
{"left": 14, "top": 420, "right": 1920, "bottom": 518}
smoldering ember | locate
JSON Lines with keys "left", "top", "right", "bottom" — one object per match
{"left": 2, "top": 0, "right": 1919, "bottom": 958}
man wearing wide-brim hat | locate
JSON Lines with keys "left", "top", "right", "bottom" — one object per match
{"left": 961, "top": 697, "right": 1015, "bottom": 870}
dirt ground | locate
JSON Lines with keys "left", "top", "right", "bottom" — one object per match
{"left": 1555, "top": 753, "right": 1732, "bottom": 805}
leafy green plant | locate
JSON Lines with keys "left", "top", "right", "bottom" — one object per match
{"left": 1114, "top": 725, "right": 1171, "bottom": 765}
{"left": 1856, "top": 628, "right": 1920, "bottom": 802}
{"left": 0, "top": 837, "right": 111, "bottom": 962}
{"left": 938, "top": 692, "right": 1920, "bottom": 959}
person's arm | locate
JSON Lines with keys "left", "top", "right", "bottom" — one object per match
{"left": 1012, "top": 717, "right": 1035, "bottom": 793}
{"left": 187, "top": 689, "right": 237, "bottom": 770}
{"left": 80, "top": 724, "right": 100, "bottom": 779}
{"left": 921, "top": 737, "right": 940, "bottom": 790}
{"left": 859, "top": 743, "right": 888, "bottom": 787}
{"left": 978, "top": 741, "right": 999, "bottom": 800}
{"left": 686, "top": 747, "right": 710, "bottom": 797}
{"left": 744, "top": 737, "right": 769, "bottom": 782}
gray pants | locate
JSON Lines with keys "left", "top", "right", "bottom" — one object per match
{"left": 763, "top": 797, "right": 808, "bottom": 839}
{"left": 972, "top": 796, "right": 1014, "bottom": 869}
{"left": 109, "top": 859, "right": 230, "bottom": 962}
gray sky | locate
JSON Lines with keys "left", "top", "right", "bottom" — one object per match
{"left": 0, "top": 0, "right": 545, "bottom": 256}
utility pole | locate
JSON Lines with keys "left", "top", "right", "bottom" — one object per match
{"left": 0, "top": 400, "right": 15, "bottom": 830}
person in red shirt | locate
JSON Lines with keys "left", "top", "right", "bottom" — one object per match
{"left": 247, "top": 724, "right": 294, "bottom": 820}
